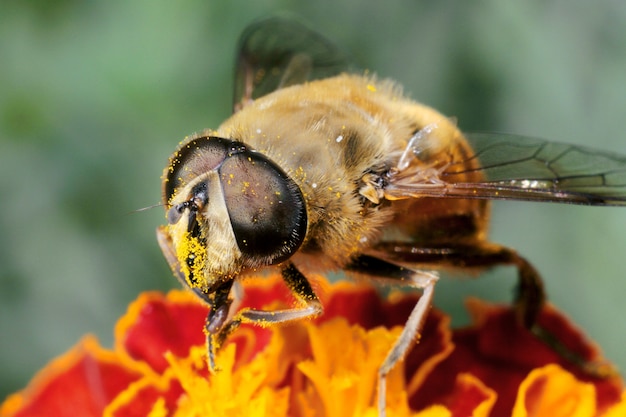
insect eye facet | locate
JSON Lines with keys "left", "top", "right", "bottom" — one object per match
{"left": 219, "top": 151, "right": 307, "bottom": 266}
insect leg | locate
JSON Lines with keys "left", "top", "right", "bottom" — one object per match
{"left": 345, "top": 254, "right": 439, "bottom": 417}
{"left": 204, "top": 280, "right": 234, "bottom": 372}
{"left": 204, "top": 262, "right": 323, "bottom": 371}
{"left": 157, "top": 227, "right": 322, "bottom": 371}
{"left": 375, "top": 241, "right": 544, "bottom": 326}
{"left": 234, "top": 262, "right": 323, "bottom": 324}
{"left": 375, "top": 241, "right": 614, "bottom": 377}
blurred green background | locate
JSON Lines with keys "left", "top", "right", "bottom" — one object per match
{"left": 1, "top": 0, "right": 625, "bottom": 400}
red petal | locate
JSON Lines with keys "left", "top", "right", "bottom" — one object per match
{"left": 115, "top": 291, "right": 208, "bottom": 373}
{"left": 411, "top": 298, "right": 625, "bottom": 415}
{"left": 1, "top": 336, "right": 141, "bottom": 417}
{"left": 115, "top": 286, "right": 285, "bottom": 373}
{"left": 321, "top": 282, "right": 386, "bottom": 328}
{"left": 444, "top": 373, "right": 495, "bottom": 417}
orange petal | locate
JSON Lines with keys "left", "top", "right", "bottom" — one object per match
{"left": 167, "top": 344, "right": 290, "bottom": 416}
{"left": 103, "top": 371, "right": 183, "bottom": 417}
{"left": 296, "top": 318, "right": 408, "bottom": 417}
{"left": 512, "top": 364, "right": 596, "bottom": 417}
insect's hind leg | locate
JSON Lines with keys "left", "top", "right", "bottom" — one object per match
{"left": 345, "top": 254, "right": 439, "bottom": 417}
{"left": 375, "top": 240, "right": 615, "bottom": 377}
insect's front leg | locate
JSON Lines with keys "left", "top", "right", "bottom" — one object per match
{"left": 158, "top": 226, "right": 322, "bottom": 370}
{"left": 203, "top": 280, "right": 235, "bottom": 372}
{"left": 345, "top": 254, "right": 439, "bottom": 417}
{"left": 236, "top": 262, "right": 323, "bottom": 324}
{"left": 205, "top": 262, "right": 323, "bottom": 372}
{"left": 158, "top": 225, "right": 229, "bottom": 370}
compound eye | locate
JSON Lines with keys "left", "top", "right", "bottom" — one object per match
{"left": 163, "top": 136, "right": 232, "bottom": 206}
{"left": 219, "top": 151, "right": 307, "bottom": 266}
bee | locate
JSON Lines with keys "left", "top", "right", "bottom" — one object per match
{"left": 157, "top": 17, "right": 626, "bottom": 415}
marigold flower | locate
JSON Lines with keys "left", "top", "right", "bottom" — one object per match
{"left": 1, "top": 274, "right": 624, "bottom": 417}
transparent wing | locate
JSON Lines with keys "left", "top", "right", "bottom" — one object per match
{"left": 385, "top": 133, "right": 626, "bottom": 206}
{"left": 233, "top": 17, "right": 354, "bottom": 112}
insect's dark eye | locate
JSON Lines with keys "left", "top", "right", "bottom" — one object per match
{"left": 163, "top": 136, "right": 233, "bottom": 205}
{"left": 219, "top": 151, "right": 307, "bottom": 266}
{"left": 163, "top": 134, "right": 307, "bottom": 267}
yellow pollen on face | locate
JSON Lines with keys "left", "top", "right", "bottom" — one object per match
{"left": 175, "top": 232, "right": 207, "bottom": 288}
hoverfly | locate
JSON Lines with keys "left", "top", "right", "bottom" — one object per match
{"left": 157, "top": 17, "right": 626, "bottom": 415}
